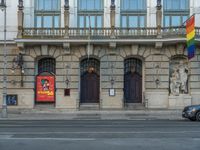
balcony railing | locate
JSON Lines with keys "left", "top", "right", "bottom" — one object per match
{"left": 21, "top": 27, "right": 200, "bottom": 40}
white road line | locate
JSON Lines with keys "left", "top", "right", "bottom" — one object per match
{"left": 0, "top": 137, "right": 95, "bottom": 141}
{"left": 0, "top": 124, "right": 199, "bottom": 127}
{"left": 0, "top": 131, "right": 200, "bottom": 135}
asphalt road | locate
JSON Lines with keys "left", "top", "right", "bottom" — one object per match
{"left": 0, "top": 120, "right": 200, "bottom": 150}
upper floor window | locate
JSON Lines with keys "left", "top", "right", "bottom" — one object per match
{"left": 120, "top": 0, "right": 147, "bottom": 28}
{"left": 35, "top": 0, "right": 60, "bottom": 11}
{"left": 121, "top": 0, "right": 146, "bottom": 11}
{"left": 78, "top": 0, "right": 104, "bottom": 28}
{"left": 163, "top": 0, "right": 189, "bottom": 27}
{"left": 79, "top": 0, "right": 103, "bottom": 10}
{"left": 35, "top": 0, "right": 61, "bottom": 28}
{"left": 164, "top": 0, "right": 189, "bottom": 11}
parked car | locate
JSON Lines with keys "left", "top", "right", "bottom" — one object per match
{"left": 182, "top": 105, "right": 200, "bottom": 121}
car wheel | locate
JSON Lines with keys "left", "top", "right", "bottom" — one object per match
{"left": 196, "top": 112, "right": 200, "bottom": 121}
{"left": 189, "top": 118, "right": 196, "bottom": 121}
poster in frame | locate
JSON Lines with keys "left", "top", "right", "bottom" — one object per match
{"left": 6, "top": 95, "right": 18, "bottom": 105}
{"left": 36, "top": 75, "right": 55, "bottom": 102}
{"left": 109, "top": 88, "right": 115, "bottom": 96}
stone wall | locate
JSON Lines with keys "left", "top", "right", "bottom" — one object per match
{"left": 0, "top": 43, "right": 200, "bottom": 110}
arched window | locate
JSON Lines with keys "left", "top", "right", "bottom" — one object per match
{"left": 124, "top": 58, "right": 142, "bottom": 75}
{"left": 38, "top": 58, "right": 56, "bottom": 74}
{"left": 80, "top": 58, "right": 100, "bottom": 75}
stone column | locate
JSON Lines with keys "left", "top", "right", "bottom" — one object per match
{"left": 64, "top": 0, "right": 70, "bottom": 38}
{"left": 110, "top": 0, "right": 115, "bottom": 38}
{"left": 156, "top": 0, "right": 162, "bottom": 37}
{"left": 17, "top": 0, "right": 24, "bottom": 38}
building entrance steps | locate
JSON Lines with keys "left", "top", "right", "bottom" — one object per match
{"left": 0, "top": 109, "right": 183, "bottom": 120}
{"left": 79, "top": 103, "right": 100, "bottom": 110}
{"left": 124, "top": 103, "right": 145, "bottom": 110}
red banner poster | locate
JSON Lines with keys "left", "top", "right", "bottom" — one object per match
{"left": 36, "top": 76, "right": 55, "bottom": 102}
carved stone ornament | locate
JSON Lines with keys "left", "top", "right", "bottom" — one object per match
{"left": 170, "top": 60, "right": 188, "bottom": 96}
{"left": 111, "top": 0, "right": 115, "bottom": 6}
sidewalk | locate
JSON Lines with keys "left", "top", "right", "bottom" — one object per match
{"left": 0, "top": 109, "right": 184, "bottom": 120}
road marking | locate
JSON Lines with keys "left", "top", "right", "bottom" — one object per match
{"left": 0, "top": 137, "right": 95, "bottom": 141}
{"left": 0, "top": 124, "right": 199, "bottom": 127}
{"left": 0, "top": 135, "right": 12, "bottom": 138}
{"left": 0, "top": 131, "right": 200, "bottom": 135}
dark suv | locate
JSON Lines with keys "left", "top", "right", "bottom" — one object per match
{"left": 182, "top": 105, "right": 200, "bottom": 121}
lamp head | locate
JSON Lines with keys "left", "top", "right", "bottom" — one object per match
{"left": 0, "top": 0, "right": 6, "bottom": 11}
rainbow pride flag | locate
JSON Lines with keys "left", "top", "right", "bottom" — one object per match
{"left": 186, "top": 15, "right": 195, "bottom": 60}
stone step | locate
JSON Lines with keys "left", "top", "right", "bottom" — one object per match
{"left": 34, "top": 104, "right": 55, "bottom": 109}
{"left": 125, "top": 103, "right": 145, "bottom": 110}
{"left": 79, "top": 103, "right": 100, "bottom": 110}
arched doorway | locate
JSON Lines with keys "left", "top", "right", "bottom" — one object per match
{"left": 124, "top": 58, "right": 142, "bottom": 103}
{"left": 80, "top": 58, "right": 100, "bottom": 103}
{"left": 35, "top": 57, "right": 56, "bottom": 103}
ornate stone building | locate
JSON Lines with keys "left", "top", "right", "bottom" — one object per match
{"left": 0, "top": 0, "right": 200, "bottom": 110}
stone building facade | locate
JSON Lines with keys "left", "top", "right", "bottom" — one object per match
{"left": 0, "top": 0, "right": 200, "bottom": 111}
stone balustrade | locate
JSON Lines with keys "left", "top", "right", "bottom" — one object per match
{"left": 21, "top": 27, "right": 200, "bottom": 40}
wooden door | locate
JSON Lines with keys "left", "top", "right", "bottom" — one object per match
{"left": 124, "top": 73, "right": 142, "bottom": 103}
{"left": 81, "top": 72, "right": 100, "bottom": 103}
{"left": 80, "top": 58, "right": 100, "bottom": 103}
{"left": 124, "top": 58, "right": 142, "bottom": 103}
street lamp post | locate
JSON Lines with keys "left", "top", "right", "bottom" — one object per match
{"left": 0, "top": 0, "right": 7, "bottom": 118}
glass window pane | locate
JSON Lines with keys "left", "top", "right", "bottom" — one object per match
{"left": 44, "top": 0, "right": 52, "bottom": 10}
{"left": 80, "top": 0, "right": 86, "bottom": 10}
{"left": 97, "top": 16, "right": 102, "bottom": 28}
{"left": 139, "top": 16, "right": 145, "bottom": 27}
{"left": 36, "top": 16, "right": 42, "bottom": 28}
{"left": 52, "top": 0, "right": 59, "bottom": 10}
{"left": 172, "top": 0, "right": 179, "bottom": 10}
{"left": 54, "top": 16, "right": 59, "bottom": 27}
{"left": 79, "top": 16, "right": 84, "bottom": 28}
{"left": 86, "top": 16, "right": 89, "bottom": 28}
{"left": 180, "top": 0, "right": 188, "bottom": 10}
{"left": 38, "top": 0, "right": 44, "bottom": 10}
{"left": 171, "top": 16, "right": 180, "bottom": 26}
{"left": 164, "top": 0, "right": 172, "bottom": 10}
{"left": 129, "top": 16, "right": 138, "bottom": 27}
{"left": 90, "top": 16, "right": 95, "bottom": 28}
{"left": 130, "top": 0, "right": 136, "bottom": 10}
{"left": 87, "top": 0, "right": 94, "bottom": 10}
{"left": 182, "top": 16, "right": 188, "bottom": 24}
{"left": 43, "top": 16, "right": 53, "bottom": 28}
{"left": 164, "top": 0, "right": 189, "bottom": 10}
{"left": 121, "top": 16, "right": 127, "bottom": 27}
{"left": 164, "top": 16, "right": 170, "bottom": 27}
{"left": 122, "top": 0, "right": 129, "bottom": 10}
{"left": 138, "top": 0, "right": 144, "bottom": 10}
{"left": 95, "top": 0, "right": 101, "bottom": 9}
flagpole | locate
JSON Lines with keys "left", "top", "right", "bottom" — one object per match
{"left": 87, "top": 14, "right": 91, "bottom": 61}
{"left": 181, "top": 14, "right": 195, "bottom": 27}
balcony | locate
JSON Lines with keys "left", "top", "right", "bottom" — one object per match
{"left": 16, "top": 27, "right": 200, "bottom": 45}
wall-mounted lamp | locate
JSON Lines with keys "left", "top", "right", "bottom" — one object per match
{"left": 155, "top": 78, "right": 160, "bottom": 85}
{"left": 11, "top": 53, "right": 24, "bottom": 87}
{"left": 154, "top": 63, "right": 160, "bottom": 86}
{"left": 110, "top": 77, "right": 115, "bottom": 88}
{"left": 65, "top": 64, "right": 71, "bottom": 88}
